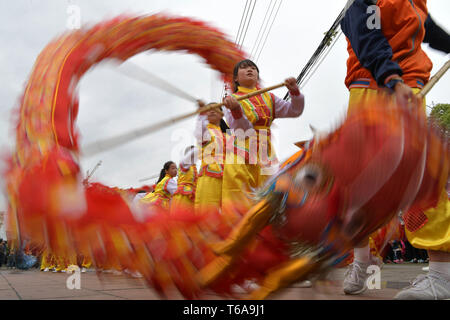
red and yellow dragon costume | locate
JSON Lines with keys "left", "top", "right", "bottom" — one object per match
{"left": 3, "top": 14, "right": 448, "bottom": 299}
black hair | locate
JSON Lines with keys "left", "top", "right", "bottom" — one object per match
{"left": 220, "top": 119, "right": 229, "bottom": 133}
{"left": 204, "top": 103, "right": 228, "bottom": 133}
{"left": 156, "top": 161, "right": 175, "bottom": 184}
{"left": 232, "top": 59, "right": 260, "bottom": 92}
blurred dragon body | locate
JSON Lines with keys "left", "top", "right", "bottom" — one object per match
{"left": 3, "top": 14, "right": 448, "bottom": 299}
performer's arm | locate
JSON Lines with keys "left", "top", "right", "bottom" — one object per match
{"left": 179, "top": 146, "right": 197, "bottom": 169}
{"left": 223, "top": 105, "right": 253, "bottom": 131}
{"left": 340, "top": 0, "right": 403, "bottom": 87}
{"left": 194, "top": 114, "right": 210, "bottom": 144}
{"left": 274, "top": 78, "right": 304, "bottom": 118}
{"left": 423, "top": 14, "right": 450, "bottom": 54}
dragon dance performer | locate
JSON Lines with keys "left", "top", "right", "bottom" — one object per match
{"left": 340, "top": 0, "right": 450, "bottom": 299}
{"left": 221, "top": 59, "right": 305, "bottom": 216}
{"left": 140, "top": 161, "right": 178, "bottom": 211}
{"left": 170, "top": 145, "right": 198, "bottom": 216}
{"left": 194, "top": 103, "right": 228, "bottom": 216}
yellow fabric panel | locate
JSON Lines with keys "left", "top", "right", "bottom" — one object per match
{"left": 348, "top": 87, "right": 425, "bottom": 115}
{"left": 200, "top": 123, "right": 225, "bottom": 177}
{"left": 222, "top": 155, "right": 270, "bottom": 216}
{"left": 177, "top": 165, "right": 197, "bottom": 186}
{"left": 194, "top": 175, "right": 222, "bottom": 216}
{"left": 406, "top": 188, "right": 450, "bottom": 252}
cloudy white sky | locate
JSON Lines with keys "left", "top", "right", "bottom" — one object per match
{"left": 0, "top": 0, "right": 449, "bottom": 211}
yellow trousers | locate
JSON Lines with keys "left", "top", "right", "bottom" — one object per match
{"left": 221, "top": 161, "right": 270, "bottom": 217}
{"left": 348, "top": 87, "right": 424, "bottom": 113}
{"left": 349, "top": 88, "right": 449, "bottom": 252}
{"left": 194, "top": 175, "right": 222, "bottom": 216}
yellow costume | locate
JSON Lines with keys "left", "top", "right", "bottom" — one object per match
{"left": 349, "top": 87, "right": 450, "bottom": 253}
{"left": 170, "top": 163, "right": 197, "bottom": 215}
{"left": 222, "top": 86, "right": 277, "bottom": 214}
{"left": 140, "top": 174, "right": 175, "bottom": 211}
{"left": 195, "top": 123, "right": 226, "bottom": 216}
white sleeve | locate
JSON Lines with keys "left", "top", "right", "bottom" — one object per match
{"left": 179, "top": 146, "right": 198, "bottom": 168}
{"left": 133, "top": 193, "right": 147, "bottom": 204}
{"left": 273, "top": 93, "right": 305, "bottom": 118}
{"left": 223, "top": 107, "right": 253, "bottom": 131}
{"left": 194, "top": 114, "right": 210, "bottom": 143}
{"left": 166, "top": 178, "right": 177, "bottom": 195}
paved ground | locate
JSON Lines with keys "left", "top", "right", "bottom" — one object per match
{"left": 0, "top": 263, "right": 427, "bottom": 300}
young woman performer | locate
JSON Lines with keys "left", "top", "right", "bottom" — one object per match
{"left": 170, "top": 145, "right": 198, "bottom": 216}
{"left": 194, "top": 103, "right": 228, "bottom": 216}
{"left": 140, "top": 161, "right": 178, "bottom": 211}
{"left": 221, "top": 59, "right": 305, "bottom": 215}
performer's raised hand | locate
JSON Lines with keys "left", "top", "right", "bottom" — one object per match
{"left": 223, "top": 95, "right": 241, "bottom": 110}
{"left": 197, "top": 99, "right": 207, "bottom": 114}
{"left": 285, "top": 77, "right": 300, "bottom": 96}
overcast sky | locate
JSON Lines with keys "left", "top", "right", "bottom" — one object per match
{"left": 0, "top": 0, "right": 449, "bottom": 211}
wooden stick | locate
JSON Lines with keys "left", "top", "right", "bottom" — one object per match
{"left": 197, "top": 82, "right": 287, "bottom": 113}
{"left": 83, "top": 82, "right": 288, "bottom": 157}
{"left": 417, "top": 60, "right": 450, "bottom": 98}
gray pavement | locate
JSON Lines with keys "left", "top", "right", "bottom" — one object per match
{"left": 0, "top": 263, "right": 428, "bottom": 300}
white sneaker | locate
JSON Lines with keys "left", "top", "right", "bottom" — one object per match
{"left": 242, "top": 280, "right": 260, "bottom": 292}
{"left": 52, "top": 269, "right": 58, "bottom": 273}
{"left": 81, "top": 267, "right": 87, "bottom": 273}
{"left": 130, "top": 271, "right": 143, "bottom": 278}
{"left": 230, "top": 284, "right": 247, "bottom": 294}
{"left": 394, "top": 272, "right": 450, "bottom": 300}
{"left": 230, "top": 280, "right": 260, "bottom": 294}
{"left": 343, "top": 260, "right": 371, "bottom": 295}
{"left": 42, "top": 268, "right": 49, "bottom": 272}
{"left": 296, "top": 280, "right": 313, "bottom": 288}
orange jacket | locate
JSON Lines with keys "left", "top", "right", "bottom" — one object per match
{"left": 342, "top": 0, "right": 433, "bottom": 90}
